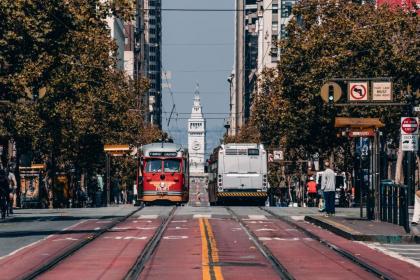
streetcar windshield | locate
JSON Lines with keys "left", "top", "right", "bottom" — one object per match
{"left": 164, "top": 159, "right": 181, "bottom": 173}
{"left": 145, "top": 159, "right": 162, "bottom": 172}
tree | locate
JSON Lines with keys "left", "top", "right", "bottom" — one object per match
{"left": 0, "top": 0, "right": 160, "bottom": 204}
{"left": 252, "top": 0, "right": 419, "bottom": 167}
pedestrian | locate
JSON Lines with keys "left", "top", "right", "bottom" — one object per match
{"left": 306, "top": 177, "right": 317, "bottom": 207}
{"left": 0, "top": 169, "right": 9, "bottom": 219}
{"left": 321, "top": 161, "right": 336, "bottom": 216}
{"left": 412, "top": 189, "right": 420, "bottom": 225}
{"left": 8, "top": 167, "right": 17, "bottom": 214}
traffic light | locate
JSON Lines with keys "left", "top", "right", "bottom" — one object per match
{"left": 328, "top": 85, "right": 334, "bottom": 104}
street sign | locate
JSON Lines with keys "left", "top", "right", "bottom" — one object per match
{"left": 349, "top": 129, "right": 375, "bottom": 138}
{"left": 273, "top": 150, "right": 283, "bottom": 161}
{"left": 401, "top": 117, "right": 419, "bottom": 135}
{"left": 268, "top": 153, "right": 274, "bottom": 162}
{"left": 348, "top": 82, "right": 368, "bottom": 101}
{"left": 414, "top": 106, "right": 420, "bottom": 112}
{"left": 402, "top": 135, "right": 419, "bottom": 151}
{"left": 372, "top": 82, "right": 392, "bottom": 101}
{"left": 320, "top": 82, "right": 342, "bottom": 103}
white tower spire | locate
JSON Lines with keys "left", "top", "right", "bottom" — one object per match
{"left": 188, "top": 84, "right": 206, "bottom": 174}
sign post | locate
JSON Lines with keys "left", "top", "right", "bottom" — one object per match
{"left": 400, "top": 117, "right": 418, "bottom": 211}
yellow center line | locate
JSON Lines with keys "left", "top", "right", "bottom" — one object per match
{"left": 199, "top": 218, "right": 224, "bottom": 280}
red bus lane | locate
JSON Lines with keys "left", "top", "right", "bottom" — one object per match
{"left": 139, "top": 219, "right": 202, "bottom": 280}
{"left": 208, "top": 218, "right": 280, "bottom": 280}
{"left": 294, "top": 219, "right": 420, "bottom": 279}
{"left": 244, "top": 218, "right": 377, "bottom": 280}
{"left": 0, "top": 219, "right": 102, "bottom": 280}
{"left": 38, "top": 217, "right": 162, "bottom": 280}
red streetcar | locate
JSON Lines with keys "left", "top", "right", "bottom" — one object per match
{"left": 137, "top": 142, "right": 189, "bottom": 205}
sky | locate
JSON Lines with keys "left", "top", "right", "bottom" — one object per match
{"left": 161, "top": 0, "right": 234, "bottom": 158}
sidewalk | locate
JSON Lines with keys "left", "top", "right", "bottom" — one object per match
{"left": 305, "top": 215, "right": 419, "bottom": 243}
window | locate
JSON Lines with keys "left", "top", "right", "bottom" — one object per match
{"left": 164, "top": 159, "right": 181, "bottom": 173}
{"left": 281, "top": 1, "right": 293, "bottom": 18}
{"left": 248, "top": 149, "right": 259, "bottom": 156}
{"left": 146, "top": 159, "right": 161, "bottom": 172}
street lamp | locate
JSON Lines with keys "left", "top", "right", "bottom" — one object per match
{"left": 227, "top": 73, "right": 234, "bottom": 135}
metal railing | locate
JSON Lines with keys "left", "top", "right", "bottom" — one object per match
{"left": 379, "top": 180, "right": 409, "bottom": 233}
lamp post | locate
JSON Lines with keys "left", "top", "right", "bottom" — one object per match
{"left": 227, "top": 73, "right": 234, "bottom": 136}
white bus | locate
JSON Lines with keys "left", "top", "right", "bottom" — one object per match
{"left": 207, "top": 143, "right": 268, "bottom": 205}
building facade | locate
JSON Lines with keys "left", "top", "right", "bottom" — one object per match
{"left": 106, "top": 16, "right": 126, "bottom": 71}
{"left": 188, "top": 89, "right": 206, "bottom": 174}
{"left": 134, "top": 0, "right": 162, "bottom": 128}
{"left": 230, "top": 0, "right": 295, "bottom": 136}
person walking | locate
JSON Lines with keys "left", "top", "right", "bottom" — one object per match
{"left": 0, "top": 169, "right": 10, "bottom": 219}
{"left": 8, "top": 167, "right": 17, "bottom": 214}
{"left": 412, "top": 189, "right": 420, "bottom": 226}
{"left": 321, "top": 161, "right": 336, "bottom": 216}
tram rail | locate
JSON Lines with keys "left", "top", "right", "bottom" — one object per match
{"left": 124, "top": 206, "right": 177, "bottom": 280}
{"left": 261, "top": 207, "right": 395, "bottom": 280}
{"left": 226, "top": 207, "right": 295, "bottom": 280}
{"left": 21, "top": 206, "right": 144, "bottom": 280}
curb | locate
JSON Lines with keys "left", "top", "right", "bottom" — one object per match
{"left": 304, "top": 216, "right": 417, "bottom": 244}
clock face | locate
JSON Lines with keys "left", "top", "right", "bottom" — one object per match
{"left": 192, "top": 141, "right": 201, "bottom": 150}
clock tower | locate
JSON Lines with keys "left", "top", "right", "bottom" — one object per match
{"left": 188, "top": 86, "right": 206, "bottom": 174}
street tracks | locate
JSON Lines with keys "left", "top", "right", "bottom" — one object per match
{"left": 124, "top": 206, "right": 176, "bottom": 280}
{"left": 226, "top": 207, "right": 295, "bottom": 280}
{"left": 21, "top": 206, "right": 145, "bottom": 280}
{"left": 260, "top": 207, "right": 395, "bottom": 280}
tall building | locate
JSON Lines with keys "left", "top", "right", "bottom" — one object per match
{"left": 124, "top": 23, "right": 135, "bottom": 79}
{"left": 106, "top": 16, "right": 126, "bottom": 71}
{"left": 188, "top": 88, "right": 206, "bottom": 174}
{"left": 134, "top": 0, "right": 162, "bottom": 128}
{"left": 230, "top": 0, "right": 258, "bottom": 136}
{"left": 230, "top": 0, "right": 295, "bottom": 136}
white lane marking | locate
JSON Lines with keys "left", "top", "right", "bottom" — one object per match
{"left": 360, "top": 242, "right": 420, "bottom": 268}
{"left": 94, "top": 227, "right": 101, "bottom": 231}
{"left": 136, "top": 227, "right": 157, "bottom": 230}
{"left": 255, "top": 228, "right": 276, "bottom": 232}
{"left": 138, "top": 215, "right": 158, "bottom": 219}
{"left": 0, "top": 220, "right": 88, "bottom": 260}
{"left": 246, "top": 221, "right": 273, "bottom": 224}
{"left": 172, "top": 220, "right": 188, "bottom": 223}
{"left": 112, "top": 227, "right": 131, "bottom": 230}
{"left": 168, "top": 227, "right": 188, "bottom": 230}
{"left": 163, "top": 236, "right": 189, "bottom": 240}
{"left": 290, "top": 216, "right": 305, "bottom": 221}
{"left": 247, "top": 215, "right": 267, "bottom": 220}
{"left": 193, "top": 214, "right": 211, "bottom": 218}
{"left": 231, "top": 227, "right": 242, "bottom": 231}
{"left": 96, "top": 221, "right": 112, "bottom": 224}
{"left": 258, "top": 237, "right": 300, "bottom": 241}
{"left": 104, "top": 236, "right": 148, "bottom": 240}
{"left": 53, "top": 237, "right": 79, "bottom": 242}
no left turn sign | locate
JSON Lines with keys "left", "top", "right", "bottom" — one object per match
{"left": 401, "top": 117, "right": 419, "bottom": 135}
{"left": 349, "top": 82, "right": 368, "bottom": 101}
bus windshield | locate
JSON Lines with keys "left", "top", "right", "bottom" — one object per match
{"left": 145, "top": 159, "right": 162, "bottom": 172}
{"left": 164, "top": 159, "right": 181, "bottom": 173}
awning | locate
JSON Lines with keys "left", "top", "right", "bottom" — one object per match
{"left": 335, "top": 117, "right": 385, "bottom": 129}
